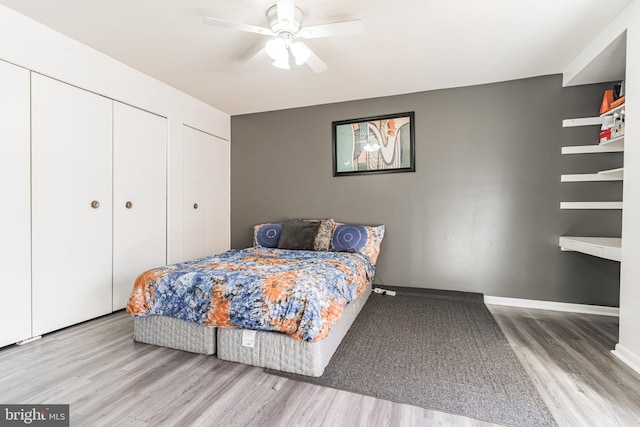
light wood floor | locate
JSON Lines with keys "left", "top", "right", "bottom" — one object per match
{"left": 489, "top": 306, "right": 640, "bottom": 427}
{"left": 0, "top": 306, "right": 639, "bottom": 426}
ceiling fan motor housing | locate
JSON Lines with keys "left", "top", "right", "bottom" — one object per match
{"left": 266, "top": 5, "right": 303, "bottom": 36}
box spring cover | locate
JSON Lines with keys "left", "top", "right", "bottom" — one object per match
{"left": 133, "top": 315, "right": 216, "bottom": 355}
{"left": 217, "top": 285, "right": 371, "bottom": 377}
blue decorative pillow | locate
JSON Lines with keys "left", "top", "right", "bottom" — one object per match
{"left": 253, "top": 223, "right": 283, "bottom": 248}
{"left": 331, "top": 223, "right": 385, "bottom": 265}
{"left": 332, "top": 225, "right": 369, "bottom": 253}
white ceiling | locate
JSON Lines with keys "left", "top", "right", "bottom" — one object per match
{"left": 0, "top": 0, "right": 633, "bottom": 115}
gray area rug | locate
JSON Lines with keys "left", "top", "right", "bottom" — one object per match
{"left": 266, "top": 287, "right": 556, "bottom": 427}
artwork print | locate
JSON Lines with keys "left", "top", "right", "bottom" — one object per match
{"left": 332, "top": 112, "right": 415, "bottom": 176}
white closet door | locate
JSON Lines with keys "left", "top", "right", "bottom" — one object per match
{"left": 113, "top": 102, "right": 167, "bottom": 310}
{"left": 207, "top": 130, "right": 231, "bottom": 256}
{"left": 0, "top": 62, "right": 31, "bottom": 347}
{"left": 182, "top": 126, "right": 230, "bottom": 261}
{"left": 31, "top": 74, "right": 113, "bottom": 336}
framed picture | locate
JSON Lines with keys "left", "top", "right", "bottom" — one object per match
{"left": 332, "top": 111, "right": 415, "bottom": 176}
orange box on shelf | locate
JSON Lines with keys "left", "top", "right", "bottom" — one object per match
{"left": 600, "top": 89, "right": 614, "bottom": 114}
{"left": 610, "top": 95, "right": 625, "bottom": 109}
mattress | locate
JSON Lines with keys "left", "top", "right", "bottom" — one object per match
{"left": 133, "top": 315, "right": 216, "bottom": 355}
{"left": 216, "top": 284, "right": 372, "bottom": 377}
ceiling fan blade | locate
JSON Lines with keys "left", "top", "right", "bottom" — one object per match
{"left": 203, "top": 17, "right": 274, "bottom": 36}
{"left": 298, "top": 19, "right": 364, "bottom": 39}
{"left": 306, "top": 50, "right": 328, "bottom": 73}
{"left": 277, "top": 0, "right": 296, "bottom": 25}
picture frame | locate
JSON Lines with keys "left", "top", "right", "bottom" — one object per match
{"left": 332, "top": 111, "right": 415, "bottom": 176}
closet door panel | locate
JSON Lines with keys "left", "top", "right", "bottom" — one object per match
{"left": 113, "top": 102, "right": 167, "bottom": 310}
{"left": 31, "top": 74, "right": 113, "bottom": 336}
{"left": 182, "top": 126, "right": 209, "bottom": 261}
{"left": 182, "top": 126, "right": 229, "bottom": 261}
{"left": 0, "top": 61, "right": 31, "bottom": 347}
{"left": 207, "top": 134, "right": 230, "bottom": 256}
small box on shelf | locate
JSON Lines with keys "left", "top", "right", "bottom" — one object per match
{"left": 600, "top": 103, "right": 625, "bottom": 143}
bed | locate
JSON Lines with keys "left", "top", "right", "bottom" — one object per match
{"left": 126, "top": 237, "right": 380, "bottom": 376}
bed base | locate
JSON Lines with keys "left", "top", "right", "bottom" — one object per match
{"left": 217, "top": 285, "right": 371, "bottom": 377}
{"left": 133, "top": 315, "right": 216, "bottom": 355}
{"left": 132, "top": 285, "right": 371, "bottom": 376}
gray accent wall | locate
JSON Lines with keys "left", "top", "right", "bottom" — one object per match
{"left": 231, "top": 74, "right": 621, "bottom": 306}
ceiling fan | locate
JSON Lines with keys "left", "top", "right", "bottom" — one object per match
{"left": 203, "top": 0, "right": 364, "bottom": 72}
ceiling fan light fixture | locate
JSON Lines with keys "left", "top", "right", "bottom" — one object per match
{"left": 266, "top": 38, "right": 287, "bottom": 61}
{"left": 290, "top": 41, "right": 311, "bottom": 65}
{"left": 272, "top": 56, "right": 291, "bottom": 70}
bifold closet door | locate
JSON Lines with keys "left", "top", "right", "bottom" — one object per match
{"left": 182, "top": 125, "right": 230, "bottom": 261}
{"left": 0, "top": 61, "right": 31, "bottom": 347}
{"left": 112, "top": 102, "right": 167, "bottom": 310}
{"left": 31, "top": 74, "right": 113, "bottom": 336}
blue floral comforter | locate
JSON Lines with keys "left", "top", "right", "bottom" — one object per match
{"left": 126, "top": 248, "right": 374, "bottom": 342}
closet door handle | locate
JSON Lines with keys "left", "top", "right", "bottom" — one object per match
{"left": 91, "top": 200, "right": 100, "bottom": 209}
{"left": 193, "top": 203, "right": 199, "bottom": 210}
{"left": 125, "top": 201, "right": 133, "bottom": 209}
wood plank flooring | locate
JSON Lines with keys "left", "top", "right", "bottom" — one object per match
{"left": 489, "top": 306, "right": 640, "bottom": 427}
{"left": 0, "top": 306, "right": 638, "bottom": 426}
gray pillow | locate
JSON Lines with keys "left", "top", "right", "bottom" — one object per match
{"left": 293, "top": 218, "right": 335, "bottom": 251}
{"left": 278, "top": 220, "right": 322, "bottom": 250}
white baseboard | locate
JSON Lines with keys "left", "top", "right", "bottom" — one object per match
{"left": 484, "top": 295, "right": 619, "bottom": 317}
{"left": 16, "top": 336, "right": 42, "bottom": 346}
{"left": 612, "top": 344, "right": 640, "bottom": 375}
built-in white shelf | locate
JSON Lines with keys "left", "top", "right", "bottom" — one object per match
{"left": 562, "top": 104, "right": 624, "bottom": 128}
{"left": 561, "top": 106, "right": 625, "bottom": 152}
{"left": 598, "top": 167, "right": 624, "bottom": 179}
{"left": 600, "top": 135, "right": 625, "bottom": 149}
{"left": 561, "top": 167, "right": 624, "bottom": 182}
{"left": 563, "top": 117, "right": 603, "bottom": 127}
{"left": 559, "top": 236, "right": 621, "bottom": 262}
{"left": 560, "top": 95, "right": 625, "bottom": 261}
{"left": 560, "top": 201, "right": 623, "bottom": 209}
{"left": 562, "top": 142, "right": 624, "bottom": 154}
{"left": 602, "top": 103, "right": 625, "bottom": 117}
{"left": 562, "top": 173, "right": 621, "bottom": 182}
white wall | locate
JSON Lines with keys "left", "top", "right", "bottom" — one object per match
{"left": 617, "top": 1, "right": 640, "bottom": 374}
{"left": 565, "top": 0, "right": 640, "bottom": 374}
{"left": 0, "top": 4, "right": 230, "bottom": 264}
